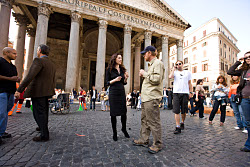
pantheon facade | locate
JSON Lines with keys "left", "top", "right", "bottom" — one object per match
{"left": 0, "top": 0, "right": 190, "bottom": 93}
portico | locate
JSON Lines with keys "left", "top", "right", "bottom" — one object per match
{"left": 0, "top": 0, "right": 190, "bottom": 93}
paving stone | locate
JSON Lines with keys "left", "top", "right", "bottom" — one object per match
{"left": 0, "top": 104, "right": 249, "bottom": 166}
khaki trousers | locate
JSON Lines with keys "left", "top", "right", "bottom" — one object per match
{"left": 139, "top": 99, "right": 162, "bottom": 149}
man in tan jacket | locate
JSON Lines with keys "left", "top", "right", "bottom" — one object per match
{"left": 133, "top": 46, "right": 165, "bottom": 154}
{"left": 15, "top": 44, "right": 56, "bottom": 142}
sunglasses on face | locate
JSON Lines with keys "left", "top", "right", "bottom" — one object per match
{"left": 176, "top": 63, "right": 182, "bottom": 66}
{"left": 244, "top": 56, "right": 250, "bottom": 60}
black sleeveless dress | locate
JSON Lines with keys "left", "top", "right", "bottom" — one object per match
{"left": 106, "top": 67, "right": 127, "bottom": 116}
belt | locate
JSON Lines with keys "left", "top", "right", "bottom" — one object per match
{"left": 242, "top": 96, "right": 250, "bottom": 99}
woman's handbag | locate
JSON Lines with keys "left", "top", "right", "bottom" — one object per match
{"left": 104, "top": 95, "right": 109, "bottom": 101}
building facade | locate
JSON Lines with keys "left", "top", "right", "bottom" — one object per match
{"left": 0, "top": 0, "right": 191, "bottom": 93}
{"left": 169, "top": 18, "right": 240, "bottom": 91}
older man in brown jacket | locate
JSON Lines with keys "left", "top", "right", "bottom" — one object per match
{"left": 15, "top": 44, "right": 56, "bottom": 142}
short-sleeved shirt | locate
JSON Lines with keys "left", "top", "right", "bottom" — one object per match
{"left": 242, "top": 69, "right": 250, "bottom": 97}
{"left": 196, "top": 85, "right": 205, "bottom": 96}
{"left": 0, "top": 57, "right": 17, "bottom": 94}
{"left": 173, "top": 70, "right": 192, "bottom": 94}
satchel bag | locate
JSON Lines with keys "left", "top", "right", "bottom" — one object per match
{"left": 104, "top": 95, "right": 109, "bottom": 101}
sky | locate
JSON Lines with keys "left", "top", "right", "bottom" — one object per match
{"left": 9, "top": 0, "right": 250, "bottom": 58}
{"left": 165, "top": 0, "right": 250, "bottom": 58}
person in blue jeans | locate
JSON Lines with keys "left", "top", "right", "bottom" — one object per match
{"left": 163, "top": 87, "right": 168, "bottom": 109}
{"left": 228, "top": 75, "right": 247, "bottom": 133}
{"left": 208, "top": 75, "right": 229, "bottom": 126}
{"left": 0, "top": 47, "right": 20, "bottom": 145}
{"left": 227, "top": 51, "right": 250, "bottom": 152}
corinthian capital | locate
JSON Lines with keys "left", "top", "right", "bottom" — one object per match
{"left": 135, "top": 39, "right": 142, "bottom": 47}
{"left": 124, "top": 24, "right": 132, "bottom": 34}
{"left": 12, "top": 13, "right": 30, "bottom": 26}
{"left": 0, "top": 0, "right": 14, "bottom": 8}
{"left": 144, "top": 30, "right": 152, "bottom": 40}
{"left": 38, "top": 4, "right": 52, "bottom": 18}
{"left": 98, "top": 19, "right": 108, "bottom": 30}
{"left": 27, "top": 28, "right": 36, "bottom": 37}
{"left": 162, "top": 35, "right": 169, "bottom": 45}
{"left": 71, "top": 12, "right": 81, "bottom": 23}
{"left": 176, "top": 39, "right": 183, "bottom": 47}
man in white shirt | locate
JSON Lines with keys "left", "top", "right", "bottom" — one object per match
{"left": 169, "top": 60, "right": 192, "bottom": 134}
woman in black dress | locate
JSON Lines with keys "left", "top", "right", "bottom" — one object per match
{"left": 106, "top": 53, "right": 130, "bottom": 141}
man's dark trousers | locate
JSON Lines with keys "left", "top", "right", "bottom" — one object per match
{"left": 32, "top": 96, "right": 50, "bottom": 140}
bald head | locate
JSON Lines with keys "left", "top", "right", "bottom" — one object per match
{"left": 2, "top": 47, "right": 17, "bottom": 62}
{"left": 3, "top": 47, "right": 15, "bottom": 55}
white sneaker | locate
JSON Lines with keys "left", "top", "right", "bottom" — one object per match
{"left": 242, "top": 129, "right": 248, "bottom": 134}
{"left": 234, "top": 127, "right": 240, "bottom": 130}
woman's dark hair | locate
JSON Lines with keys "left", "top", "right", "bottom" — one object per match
{"left": 196, "top": 79, "right": 203, "bottom": 86}
{"left": 216, "top": 75, "right": 227, "bottom": 87}
{"left": 107, "top": 53, "right": 126, "bottom": 73}
{"left": 240, "top": 51, "right": 250, "bottom": 71}
{"left": 39, "top": 44, "right": 50, "bottom": 56}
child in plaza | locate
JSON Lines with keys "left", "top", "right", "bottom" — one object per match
{"left": 8, "top": 83, "right": 25, "bottom": 115}
{"left": 79, "top": 88, "right": 87, "bottom": 110}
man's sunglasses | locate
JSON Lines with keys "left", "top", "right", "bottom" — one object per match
{"left": 176, "top": 63, "right": 182, "bottom": 66}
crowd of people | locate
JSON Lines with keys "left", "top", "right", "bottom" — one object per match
{"left": 0, "top": 44, "right": 249, "bottom": 153}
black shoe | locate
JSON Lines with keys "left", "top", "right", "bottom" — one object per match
{"left": 2, "top": 132, "right": 12, "bottom": 138}
{"left": 180, "top": 123, "right": 184, "bottom": 130}
{"left": 32, "top": 136, "right": 49, "bottom": 142}
{"left": 113, "top": 133, "right": 117, "bottom": 141}
{"left": 121, "top": 129, "right": 130, "bottom": 138}
{"left": 0, "top": 137, "right": 2, "bottom": 145}
{"left": 174, "top": 127, "right": 181, "bottom": 134}
{"left": 240, "top": 147, "right": 250, "bottom": 152}
{"left": 36, "top": 127, "right": 41, "bottom": 131}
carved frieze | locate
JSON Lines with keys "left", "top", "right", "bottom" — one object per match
{"left": 38, "top": 4, "right": 52, "bottom": 18}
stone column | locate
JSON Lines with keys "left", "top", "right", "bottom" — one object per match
{"left": 33, "top": 4, "right": 52, "bottom": 59}
{"left": 13, "top": 13, "right": 30, "bottom": 79}
{"left": 65, "top": 12, "right": 81, "bottom": 92}
{"left": 23, "top": 28, "right": 36, "bottom": 78}
{"left": 123, "top": 24, "right": 132, "bottom": 94}
{"left": 144, "top": 30, "right": 152, "bottom": 71}
{"left": 162, "top": 35, "right": 169, "bottom": 88}
{"left": 0, "top": 0, "right": 13, "bottom": 53}
{"left": 177, "top": 39, "right": 183, "bottom": 61}
{"left": 134, "top": 39, "right": 141, "bottom": 91}
{"left": 95, "top": 19, "right": 108, "bottom": 92}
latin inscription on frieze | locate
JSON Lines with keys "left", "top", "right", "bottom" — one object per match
{"left": 57, "top": 0, "right": 164, "bottom": 30}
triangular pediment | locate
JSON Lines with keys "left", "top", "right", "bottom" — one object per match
{"left": 113, "top": 0, "right": 190, "bottom": 26}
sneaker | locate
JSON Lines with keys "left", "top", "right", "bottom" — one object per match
{"left": 240, "top": 147, "right": 250, "bottom": 152}
{"left": 180, "top": 123, "right": 184, "bottom": 130}
{"left": 174, "top": 127, "right": 181, "bottom": 134}
{"left": 199, "top": 117, "right": 206, "bottom": 119}
{"left": 242, "top": 129, "right": 248, "bottom": 134}
{"left": 234, "top": 127, "right": 243, "bottom": 130}
{"left": 2, "top": 132, "right": 11, "bottom": 139}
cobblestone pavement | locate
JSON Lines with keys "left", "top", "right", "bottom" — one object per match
{"left": 0, "top": 104, "right": 249, "bottom": 167}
